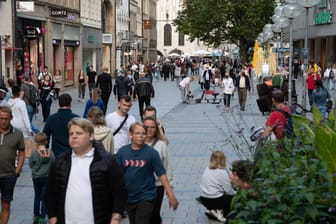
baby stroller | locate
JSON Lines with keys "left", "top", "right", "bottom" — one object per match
{"left": 202, "top": 86, "right": 221, "bottom": 104}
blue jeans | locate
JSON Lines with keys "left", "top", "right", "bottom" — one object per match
{"left": 27, "top": 105, "right": 40, "bottom": 133}
{"left": 318, "top": 105, "right": 327, "bottom": 119}
{"left": 33, "top": 177, "right": 48, "bottom": 218}
{"left": 223, "top": 93, "right": 232, "bottom": 107}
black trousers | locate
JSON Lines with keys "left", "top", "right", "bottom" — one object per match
{"left": 200, "top": 194, "right": 233, "bottom": 217}
{"left": 138, "top": 96, "right": 151, "bottom": 119}
{"left": 41, "top": 97, "right": 52, "bottom": 121}
{"left": 126, "top": 200, "right": 155, "bottom": 224}
{"left": 150, "top": 186, "right": 164, "bottom": 224}
{"left": 204, "top": 80, "right": 210, "bottom": 90}
{"left": 101, "top": 92, "right": 111, "bottom": 114}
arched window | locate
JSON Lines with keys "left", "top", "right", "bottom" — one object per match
{"left": 164, "top": 24, "right": 172, "bottom": 46}
{"left": 178, "top": 31, "right": 184, "bottom": 46}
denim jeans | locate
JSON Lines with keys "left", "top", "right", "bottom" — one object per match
{"left": 318, "top": 105, "right": 327, "bottom": 119}
{"left": 223, "top": 93, "right": 232, "bottom": 107}
{"left": 33, "top": 177, "right": 48, "bottom": 218}
{"left": 27, "top": 105, "right": 40, "bottom": 133}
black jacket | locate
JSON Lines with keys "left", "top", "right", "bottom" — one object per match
{"left": 235, "top": 74, "right": 251, "bottom": 91}
{"left": 96, "top": 72, "right": 112, "bottom": 94}
{"left": 113, "top": 75, "right": 129, "bottom": 97}
{"left": 45, "top": 146, "right": 127, "bottom": 224}
{"left": 133, "top": 77, "right": 155, "bottom": 98}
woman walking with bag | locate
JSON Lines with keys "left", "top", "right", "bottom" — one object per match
{"left": 39, "top": 74, "right": 54, "bottom": 122}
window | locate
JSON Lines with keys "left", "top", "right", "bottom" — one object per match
{"left": 164, "top": 24, "right": 172, "bottom": 46}
{"left": 178, "top": 31, "right": 184, "bottom": 46}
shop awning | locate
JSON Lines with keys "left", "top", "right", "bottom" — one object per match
{"left": 3, "top": 47, "right": 23, "bottom": 51}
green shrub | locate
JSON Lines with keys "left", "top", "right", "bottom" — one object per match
{"left": 228, "top": 108, "right": 336, "bottom": 223}
{"left": 229, "top": 143, "right": 336, "bottom": 223}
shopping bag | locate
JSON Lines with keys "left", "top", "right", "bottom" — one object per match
{"left": 24, "top": 138, "right": 36, "bottom": 158}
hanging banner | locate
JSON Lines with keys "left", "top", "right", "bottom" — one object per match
{"left": 144, "top": 20, "right": 152, "bottom": 30}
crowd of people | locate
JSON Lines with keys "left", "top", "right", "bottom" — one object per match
{"left": 0, "top": 55, "right": 334, "bottom": 224}
{"left": 0, "top": 58, "right": 184, "bottom": 224}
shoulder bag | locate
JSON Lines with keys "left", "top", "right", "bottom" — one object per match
{"left": 113, "top": 114, "right": 129, "bottom": 136}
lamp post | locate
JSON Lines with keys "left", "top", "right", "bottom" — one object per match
{"left": 297, "top": 0, "right": 319, "bottom": 112}
{"left": 272, "top": 14, "right": 290, "bottom": 68}
{"left": 283, "top": 3, "right": 302, "bottom": 106}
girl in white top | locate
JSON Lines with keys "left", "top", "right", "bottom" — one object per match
{"left": 221, "top": 72, "right": 235, "bottom": 112}
{"left": 143, "top": 116, "right": 172, "bottom": 224}
{"left": 199, "top": 150, "right": 235, "bottom": 219}
{"left": 87, "top": 106, "right": 114, "bottom": 153}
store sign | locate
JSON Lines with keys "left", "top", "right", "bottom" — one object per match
{"left": 25, "top": 28, "right": 37, "bottom": 40}
{"left": 102, "top": 33, "right": 112, "bottom": 44}
{"left": 50, "top": 8, "right": 68, "bottom": 17}
{"left": 314, "top": 11, "right": 333, "bottom": 25}
{"left": 88, "top": 35, "right": 95, "bottom": 43}
{"left": 16, "top": 1, "right": 34, "bottom": 12}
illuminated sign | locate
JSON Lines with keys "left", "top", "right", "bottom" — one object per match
{"left": 25, "top": 28, "right": 37, "bottom": 40}
{"left": 314, "top": 11, "right": 332, "bottom": 25}
{"left": 50, "top": 8, "right": 68, "bottom": 17}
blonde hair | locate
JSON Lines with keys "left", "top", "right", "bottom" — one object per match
{"left": 208, "top": 150, "right": 226, "bottom": 169}
{"left": 68, "top": 117, "right": 94, "bottom": 135}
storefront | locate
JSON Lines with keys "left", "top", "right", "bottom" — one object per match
{"left": 16, "top": 4, "right": 82, "bottom": 87}
{"left": 15, "top": 16, "right": 46, "bottom": 86}
{"left": 52, "top": 23, "right": 81, "bottom": 86}
{"left": 292, "top": 0, "right": 336, "bottom": 70}
{"left": 82, "top": 26, "right": 102, "bottom": 74}
{"left": 49, "top": 7, "right": 82, "bottom": 87}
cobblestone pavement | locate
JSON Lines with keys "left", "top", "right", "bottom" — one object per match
{"left": 9, "top": 76, "right": 334, "bottom": 223}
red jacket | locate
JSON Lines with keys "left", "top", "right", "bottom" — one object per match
{"left": 307, "top": 73, "right": 320, "bottom": 90}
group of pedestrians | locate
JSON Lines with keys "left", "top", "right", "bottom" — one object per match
{"left": 0, "top": 66, "right": 178, "bottom": 224}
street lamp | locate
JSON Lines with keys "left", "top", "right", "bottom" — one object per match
{"left": 297, "top": 0, "right": 319, "bottom": 112}
{"left": 273, "top": 6, "right": 290, "bottom": 68}
{"left": 283, "top": 3, "right": 302, "bottom": 106}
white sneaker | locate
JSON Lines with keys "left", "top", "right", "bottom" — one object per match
{"left": 209, "top": 209, "right": 226, "bottom": 223}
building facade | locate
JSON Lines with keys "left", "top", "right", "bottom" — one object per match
{"left": 0, "top": 0, "right": 14, "bottom": 80}
{"left": 291, "top": 0, "right": 336, "bottom": 70}
{"left": 81, "top": 0, "right": 103, "bottom": 76}
{"left": 0, "top": 0, "right": 167, "bottom": 84}
{"left": 15, "top": 0, "right": 82, "bottom": 86}
{"left": 156, "top": 0, "right": 206, "bottom": 57}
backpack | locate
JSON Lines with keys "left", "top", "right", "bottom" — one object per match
{"left": 25, "top": 83, "right": 41, "bottom": 107}
{"left": 277, "top": 109, "right": 294, "bottom": 138}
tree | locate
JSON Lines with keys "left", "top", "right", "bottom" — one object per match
{"left": 173, "top": 0, "right": 275, "bottom": 63}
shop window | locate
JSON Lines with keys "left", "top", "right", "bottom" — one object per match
{"left": 64, "top": 46, "right": 74, "bottom": 84}
{"left": 178, "top": 31, "right": 184, "bottom": 46}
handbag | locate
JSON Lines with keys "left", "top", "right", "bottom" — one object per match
{"left": 46, "top": 90, "right": 55, "bottom": 101}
